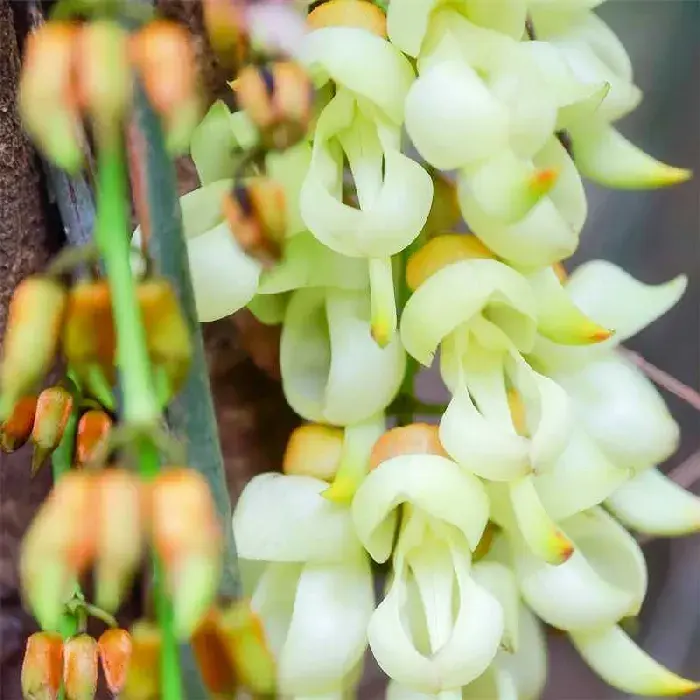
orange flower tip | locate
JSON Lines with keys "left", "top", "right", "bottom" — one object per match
{"left": 528, "top": 167, "right": 559, "bottom": 196}
{"left": 369, "top": 423, "right": 447, "bottom": 471}
{"left": 308, "top": 0, "right": 387, "bottom": 37}
{"left": 283, "top": 424, "right": 344, "bottom": 480}
{"left": 98, "top": 628, "right": 132, "bottom": 695}
{"left": 370, "top": 321, "right": 393, "bottom": 348}
{"left": 550, "top": 532, "right": 575, "bottom": 564}
{"left": 588, "top": 325, "right": 615, "bottom": 343}
{"left": 228, "top": 78, "right": 240, "bottom": 92}
{"left": 552, "top": 262, "right": 568, "bottom": 284}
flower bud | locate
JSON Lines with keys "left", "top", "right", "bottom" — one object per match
{"left": 149, "top": 468, "right": 223, "bottom": 637}
{"left": 222, "top": 178, "right": 286, "bottom": 267}
{"left": 95, "top": 469, "right": 144, "bottom": 612}
{"left": 137, "top": 278, "right": 192, "bottom": 403}
{"left": 97, "top": 629, "right": 132, "bottom": 696}
{"left": 1, "top": 395, "right": 38, "bottom": 452}
{"left": 191, "top": 609, "right": 237, "bottom": 695}
{"left": 75, "top": 410, "right": 113, "bottom": 467}
{"left": 121, "top": 622, "right": 161, "bottom": 700}
{"left": 75, "top": 21, "right": 132, "bottom": 139}
{"left": 62, "top": 634, "right": 98, "bottom": 700}
{"left": 233, "top": 61, "right": 314, "bottom": 150}
{"left": 19, "top": 22, "right": 83, "bottom": 172}
{"left": 369, "top": 423, "right": 448, "bottom": 471}
{"left": 31, "top": 386, "right": 74, "bottom": 475}
{"left": 308, "top": 0, "right": 387, "bottom": 37}
{"left": 21, "top": 631, "right": 63, "bottom": 700}
{"left": 422, "top": 171, "right": 461, "bottom": 236}
{"left": 406, "top": 234, "right": 495, "bottom": 291}
{"left": 0, "top": 276, "right": 67, "bottom": 421}
{"left": 202, "top": 0, "right": 250, "bottom": 72}
{"left": 129, "top": 21, "right": 201, "bottom": 154}
{"left": 20, "top": 472, "right": 97, "bottom": 630}
{"left": 283, "top": 423, "right": 344, "bottom": 481}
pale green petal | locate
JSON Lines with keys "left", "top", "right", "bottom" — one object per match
{"left": 570, "top": 120, "right": 691, "bottom": 189}
{"left": 247, "top": 293, "right": 289, "bottom": 325}
{"left": 351, "top": 454, "right": 489, "bottom": 562}
{"left": 279, "top": 559, "right": 374, "bottom": 695}
{"left": 233, "top": 473, "right": 361, "bottom": 563}
{"left": 535, "top": 428, "right": 630, "bottom": 521}
{"left": 462, "top": 0, "right": 527, "bottom": 39}
{"left": 267, "top": 142, "right": 313, "bottom": 236}
{"left": 386, "top": 0, "right": 440, "bottom": 57}
{"left": 570, "top": 625, "right": 699, "bottom": 696}
{"left": 515, "top": 508, "right": 647, "bottom": 630}
{"left": 606, "top": 468, "right": 700, "bottom": 536}
{"left": 280, "top": 288, "right": 405, "bottom": 426}
{"left": 400, "top": 259, "right": 537, "bottom": 366}
{"left": 405, "top": 61, "right": 509, "bottom": 169}
{"left": 462, "top": 668, "right": 517, "bottom": 700}
{"left": 179, "top": 180, "right": 232, "bottom": 238}
{"left": 186, "top": 221, "right": 262, "bottom": 322}
{"left": 557, "top": 353, "right": 680, "bottom": 470}
{"left": 471, "top": 561, "right": 520, "bottom": 653}
{"left": 299, "top": 27, "right": 415, "bottom": 124}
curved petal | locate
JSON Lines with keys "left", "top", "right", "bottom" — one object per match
{"left": 606, "top": 467, "right": 700, "bottom": 536}
{"left": 558, "top": 352, "right": 680, "bottom": 470}
{"left": 570, "top": 625, "right": 699, "bottom": 696}
{"left": 179, "top": 180, "right": 232, "bottom": 239}
{"left": 386, "top": 0, "right": 441, "bottom": 57}
{"left": 351, "top": 454, "right": 489, "bottom": 562}
{"left": 278, "top": 559, "right": 375, "bottom": 695}
{"left": 471, "top": 561, "right": 520, "bottom": 653}
{"left": 247, "top": 292, "right": 289, "bottom": 325}
{"left": 233, "top": 473, "right": 361, "bottom": 563}
{"left": 186, "top": 221, "right": 262, "bottom": 322}
{"left": 515, "top": 508, "right": 647, "bottom": 631}
{"left": 266, "top": 142, "right": 313, "bottom": 236}
{"left": 400, "top": 259, "right": 537, "bottom": 367}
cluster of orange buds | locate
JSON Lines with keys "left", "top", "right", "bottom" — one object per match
{"left": 22, "top": 628, "right": 132, "bottom": 700}
{"left": 19, "top": 18, "right": 200, "bottom": 170}
{"left": 20, "top": 467, "right": 222, "bottom": 636}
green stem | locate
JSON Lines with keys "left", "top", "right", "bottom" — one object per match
{"left": 94, "top": 132, "right": 182, "bottom": 700}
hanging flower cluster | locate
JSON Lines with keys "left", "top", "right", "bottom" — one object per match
{"left": 141, "top": 0, "right": 694, "bottom": 698}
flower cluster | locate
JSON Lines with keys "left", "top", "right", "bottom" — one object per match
{"left": 144, "top": 0, "right": 693, "bottom": 698}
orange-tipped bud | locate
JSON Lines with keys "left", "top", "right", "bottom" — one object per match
{"left": 97, "top": 629, "right": 132, "bottom": 696}
{"left": 31, "top": 386, "right": 74, "bottom": 475}
{"left": 0, "top": 276, "right": 67, "bottom": 421}
{"left": 552, "top": 262, "right": 568, "bottom": 284}
{"left": 129, "top": 21, "right": 201, "bottom": 154}
{"left": 369, "top": 423, "right": 448, "bottom": 471}
{"left": 191, "top": 609, "right": 238, "bottom": 695}
{"left": 202, "top": 0, "right": 250, "bottom": 72}
{"left": 75, "top": 21, "right": 132, "bottom": 137}
{"left": 19, "top": 22, "right": 83, "bottom": 171}
{"left": 222, "top": 178, "right": 286, "bottom": 267}
{"left": 283, "top": 423, "right": 344, "bottom": 481}
{"left": 1, "top": 395, "right": 38, "bottom": 452}
{"left": 219, "top": 600, "right": 276, "bottom": 694}
{"left": 121, "top": 622, "right": 161, "bottom": 700}
{"left": 95, "top": 470, "right": 145, "bottom": 613}
{"left": 21, "top": 631, "right": 63, "bottom": 700}
{"left": 20, "top": 472, "right": 97, "bottom": 630}
{"left": 137, "top": 278, "right": 192, "bottom": 403}
{"left": 63, "top": 634, "right": 98, "bottom": 700}
{"left": 233, "top": 61, "right": 313, "bottom": 150}
{"left": 423, "top": 172, "right": 461, "bottom": 236}
{"left": 308, "top": 0, "right": 387, "bottom": 37}
{"left": 149, "top": 469, "right": 223, "bottom": 638}
{"left": 75, "top": 410, "right": 112, "bottom": 467}
{"left": 406, "top": 234, "right": 495, "bottom": 291}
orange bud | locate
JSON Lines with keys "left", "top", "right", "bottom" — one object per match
{"left": 130, "top": 21, "right": 201, "bottom": 153}
{"left": 423, "top": 172, "right": 461, "bottom": 236}
{"left": 63, "top": 634, "right": 98, "bottom": 700}
{"left": 222, "top": 178, "right": 286, "bottom": 267}
{"left": 75, "top": 410, "right": 112, "bottom": 467}
{"left": 233, "top": 61, "right": 313, "bottom": 150}
{"left": 0, "top": 276, "right": 67, "bottom": 421}
{"left": 283, "top": 423, "right": 344, "bottom": 481}
{"left": 95, "top": 470, "right": 145, "bottom": 613}
{"left": 406, "top": 234, "right": 495, "bottom": 291}
{"left": 137, "top": 278, "right": 192, "bottom": 402}
{"left": 97, "top": 629, "right": 132, "bottom": 695}
{"left": 202, "top": 0, "right": 250, "bottom": 72}
{"left": 369, "top": 423, "right": 448, "bottom": 470}
{"left": 149, "top": 469, "right": 223, "bottom": 637}
{"left": 31, "top": 386, "right": 74, "bottom": 475}
{"left": 308, "top": 0, "right": 387, "bottom": 37}
{"left": 1, "top": 395, "right": 38, "bottom": 452}
{"left": 21, "top": 631, "right": 63, "bottom": 700}
{"left": 122, "top": 621, "right": 161, "bottom": 700}
{"left": 191, "top": 609, "right": 237, "bottom": 695}
{"left": 19, "top": 22, "right": 83, "bottom": 171}
{"left": 20, "top": 472, "right": 97, "bottom": 630}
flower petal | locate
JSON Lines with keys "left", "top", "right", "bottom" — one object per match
{"left": 351, "top": 454, "right": 489, "bottom": 562}
{"left": 570, "top": 625, "right": 699, "bottom": 696}
{"left": 606, "top": 467, "right": 700, "bottom": 536}
{"left": 233, "top": 473, "right": 361, "bottom": 563}
{"left": 471, "top": 561, "right": 520, "bottom": 653}
{"left": 386, "top": 0, "right": 441, "bottom": 57}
